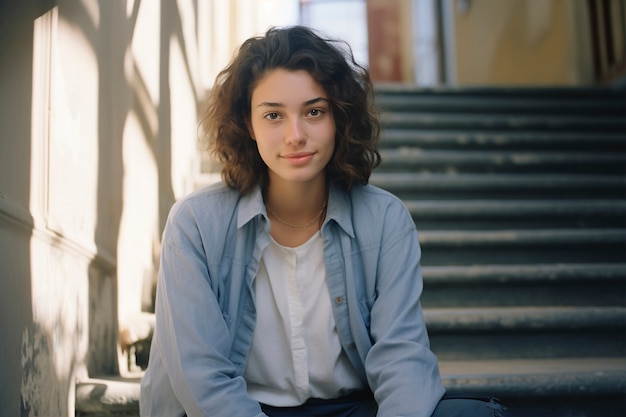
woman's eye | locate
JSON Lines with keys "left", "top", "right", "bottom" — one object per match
{"left": 308, "top": 108, "right": 323, "bottom": 117}
{"left": 264, "top": 112, "right": 279, "bottom": 120}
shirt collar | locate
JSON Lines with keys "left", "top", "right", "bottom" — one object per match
{"left": 236, "top": 183, "right": 355, "bottom": 239}
{"left": 237, "top": 185, "right": 267, "bottom": 229}
{"left": 324, "top": 184, "right": 355, "bottom": 238}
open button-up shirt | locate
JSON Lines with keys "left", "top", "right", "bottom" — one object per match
{"left": 140, "top": 182, "right": 444, "bottom": 417}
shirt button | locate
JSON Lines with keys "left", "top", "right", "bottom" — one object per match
{"left": 335, "top": 296, "right": 344, "bottom": 305}
{"left": 348, "top": 343, "right": 356, "bottom": 350}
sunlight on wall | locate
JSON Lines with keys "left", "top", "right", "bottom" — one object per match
{"left": 118, "top": 108, "right": 159, "bottom": 330}
{"left": 26, "top": 6, "right": 96, "bottom": 416}
{"left": 48, "top": 10, "right": 100, "bottom": 246}
{"left": 170, "top": 36, "right": 200, "bottom": 199}
{"left": 117, "top": 0, "right": 162, "bottom": 346}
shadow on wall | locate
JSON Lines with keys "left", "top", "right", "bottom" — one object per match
{"left": 5, "top": 0, "right": 200, "bottom": 413}
{"left": 57, "top": 0, "right": 184, "bottom": 379}
{"left": 75, "top": 0, "right": 183, "bottom": 375}
{"left": 65, "top": 0, "right": 180, "bottom": 378}
{"left": 0, "top": 0, "right": 41, "bottom": 415}
{"left": 6, "top": 0, "right": 181, "bottom": 414}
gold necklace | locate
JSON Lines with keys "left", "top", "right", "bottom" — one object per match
{"left": 266, "top": 202, "right": 327, "bottom": 229}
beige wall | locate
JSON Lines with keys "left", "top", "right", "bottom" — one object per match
{"left": 0, "top": 0, "right": 207, "bottom": 414}
{"left": 0, "top": 1, "right": 298, "bottom": 415}
{"left": 449, "top": 0, "right": 594, "bottom": 86}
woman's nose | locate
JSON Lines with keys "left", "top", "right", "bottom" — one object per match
{"left": 285, "top": 118, "right": 306, "bottom": 145}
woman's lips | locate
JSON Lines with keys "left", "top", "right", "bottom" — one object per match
{"left": 282, "top": 152, "right": 315, "bottom": 165}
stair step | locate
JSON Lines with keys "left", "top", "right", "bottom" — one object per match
{"left": 379, "top": 149, "right": 626, "bottom": 174}
{"left": 381, "top": 112, "right": 624, "bottom": 132}
{"left": 422, "top": 263, "right": 626, "bottom": 284}
{"left": 74, "top": 358, "right": 626, "bottom": 417}
{"left": 420, "top": 264, "right": 626, "bottom": 308}
{"left": 379, "top": 129, "right": 626, "bottom": 151}
{"left": 426, "top": 307, "right": 626, "bottom": 359}
{"left": 424, "top": 306, "right": 626, "bottom": 331}
{"left": 440, "top": 357, "right": 626, "bottom": 417}
{"left": 75, "top": 376, "right": 141, "bottom": 416}
{"left": 439, "top": 357, "right": 626, "bottom": 397}
{"left": 419, "top": 229, "right": 626, "bottom": 246}
{"left": 375, "top": 86, "right": 626, "bottom": 414}
{"left": 375, "top": 93, "right": 625, "bottom": 115}
{"left": 374, "top": 85, "right": 626, "bottom": 100}
{"left": 370, "top": 172, "right": 626, "bottom": 199}
{"left": 406, "top": 199, "right": 626, "bottom": 230}
{"left": 417, "top": 229, "right": 626, "bottom": 265}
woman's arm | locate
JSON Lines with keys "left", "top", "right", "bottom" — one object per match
{"left": 150, "top": 205, "right": 266, "bottom": 417}
{"left": 365, "top": 202, "right": 445, "bottom": 417}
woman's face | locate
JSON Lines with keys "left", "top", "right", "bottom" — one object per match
{"left": 249, "top": 69, "right": 336, "bottom": 188}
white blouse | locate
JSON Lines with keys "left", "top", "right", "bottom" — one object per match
{"left": 244, "top": 231, "right": 364, "bottom": 407}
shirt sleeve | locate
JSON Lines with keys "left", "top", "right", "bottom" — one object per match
{"left": 149, "top": 203, "right": 267, "bottom": 417}
{"left": 364, "top": 201, "right": 445, "bottom": 417}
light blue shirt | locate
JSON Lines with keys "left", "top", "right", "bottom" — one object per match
{"left": 140, "top": 181, "right": 445, "bottom": 417}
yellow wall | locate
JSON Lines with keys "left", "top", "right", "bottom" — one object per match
{"left": 451, "top": 0, "right": 594, "bottom": 86}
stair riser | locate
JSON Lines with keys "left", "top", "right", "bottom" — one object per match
{"left": 380, "top": 117, "right": 625, "bottom": 132}
{"left": 413, "top": 217, "right": 626, "bottom": 231}
{"left": 374, "top": 86, "right": 624, "bottom": 98}
{"left": 420, "top": 246, "right": 626, "bottom": 266}
{"left": 376, "top": 102, "right": 626, "bottom": 117}
{"left": 406, "top": 199, "right": 626, "bottom": 230}
{"left": 428, "top": 331, "right": 625, "bottom": 360}
{"left": 379, "top": 132, "right": 626, "bottom": 152}
{"left": 378, "top": 187, "right": 626, "bottom": 201}
{"left": 375, "top": 91, "right": 626, "bottom": 116}
{"left": 421, "top": 282, "right": 626, "bottom": 308}
{"left": 377, "top": 160, "right": 626, "bottom": 175}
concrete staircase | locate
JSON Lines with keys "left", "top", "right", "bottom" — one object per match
{"left": 373, "top": 86, "right": 626, "bottom": 417}
{"left": 75, "top": 86, "right": 626, "bottom": 416}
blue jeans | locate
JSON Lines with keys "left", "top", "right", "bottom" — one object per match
{"left": 260, "top": 392, "right": 513, "bottom": 417}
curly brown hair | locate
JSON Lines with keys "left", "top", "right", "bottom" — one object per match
{"left": 200, "top": 26, "right": 381, "bottom": 194}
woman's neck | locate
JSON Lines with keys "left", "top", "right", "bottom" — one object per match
{"left": 263, "top": 174, "right": 328, "bottom": 247}
{"left": 264, "top": 179, "right": 328, "bottom": 247}
{"left": 265, "top": 179, "right": 328, "bottom": 219}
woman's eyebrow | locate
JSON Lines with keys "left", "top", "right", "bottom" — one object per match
{"left": 256, "top": 97, "right": 329, "bottom": 108}
{"left": 304, "top": 97, "right": 329, "bottom": 106}
{"left": 256, "top": 101, "right": 283, "bottom": 108}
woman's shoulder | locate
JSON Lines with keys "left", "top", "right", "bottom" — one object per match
{"left": 344, "top": 184, "right": 414, "bottom": 230}
{"left": 172, "top": 181, "right": 238, "bottom": 211}
{"left": 166, "top": 181, "right": 243, "bottom": 227}
{"left": 161, "top": 182, "right": 250, "bottom": 250}
{"left": 351, "top": 183, "right": 408, "bottom": 212}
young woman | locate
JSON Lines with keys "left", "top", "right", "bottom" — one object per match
{"left": 140, "top": 26, "right": 512, "bottom": 417}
